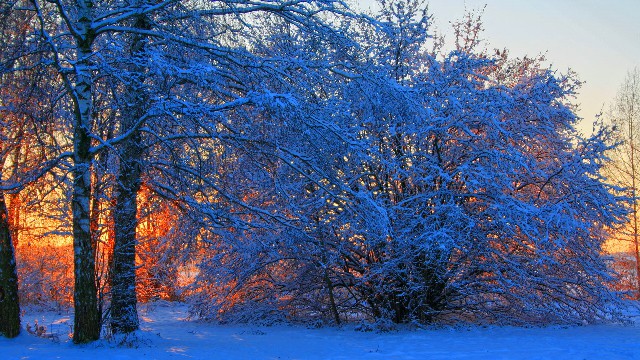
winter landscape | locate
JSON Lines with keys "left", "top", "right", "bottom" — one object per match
{"left": 1, "top": 0, "right": 640, "bottom": 359}
{"left": 2, "top": 302, "right": 640, "bottom": 359}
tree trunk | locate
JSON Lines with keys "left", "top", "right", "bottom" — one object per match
{"left": 71, "top": 1, "right": 100, "bottom": 343}
{"left": 630, "top": 137, "right": 640, "bottom": 299}
{"left": 92, "top": 143, "right": 118, "bottom": 328}
{"left": 0, "top": 191, "right": 20, "bottom": 338}
{"left": 110, "top": 10, "right": 149, "bottom": 334}
{"left": 323, "top": 267, "right": 341, "bottom": 325}
{"left": 111, "top": 133, "right": 142, "bottom": 334}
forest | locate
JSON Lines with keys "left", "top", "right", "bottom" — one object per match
{"left": 0, "top": 0, "right": 637, "bottom": 346}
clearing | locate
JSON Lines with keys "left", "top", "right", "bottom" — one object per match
{"left": 2, "top": 302, "right": 639, "bottom": 359}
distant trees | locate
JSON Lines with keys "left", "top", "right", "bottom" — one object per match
{"left": 606, "top": 68, "right": 640, "bottom": 297}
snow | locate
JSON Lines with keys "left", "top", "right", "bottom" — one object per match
{"left": 2, "top": 302, "right": 639, "bottom": 359}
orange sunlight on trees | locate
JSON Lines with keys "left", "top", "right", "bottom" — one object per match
{"left": 1, "top": 0, "right": 634, "bottom": 345}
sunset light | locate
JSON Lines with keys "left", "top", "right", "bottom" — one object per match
{"left": 1, "top": 0, "right": 638, "bottom": 358}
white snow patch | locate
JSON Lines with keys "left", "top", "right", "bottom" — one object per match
{"left": 2, "top": 302, "right": 639, "bottom": 359}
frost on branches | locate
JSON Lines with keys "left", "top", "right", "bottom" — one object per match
{"left": 4, "top": 0, "right": 629, "bottom": 335}
{"left": 190, "top": 1, "right": 628, "bottom": 326}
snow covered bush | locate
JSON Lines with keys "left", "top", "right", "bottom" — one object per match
{"left": 187, "top": 1, "right": 628, "bottom": 326}
{"left": 16, "top": 242, "right": 73, "bottom": 310}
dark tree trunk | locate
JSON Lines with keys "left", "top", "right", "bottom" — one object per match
{"left": 111, "top": 131, "right": 142, "bottom": 334}
{"left": 110, "top": 11, "right": 150, "bottom": 334}
{"left": 0, "top": 191, "right": 20, "bottom": 338}
{"left": 323, "top": 267, "right": 341, "bottom": 325}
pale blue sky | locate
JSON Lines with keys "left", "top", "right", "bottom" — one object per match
{"left": 355, "top": 0, "right": 640, "bottom": 134}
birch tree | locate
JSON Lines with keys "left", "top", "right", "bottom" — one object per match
{"left": 26, "top": 0, "right": 172, "bottom": 342}
{"left": 24, "top": 0, "right": 358, "bottom": 340}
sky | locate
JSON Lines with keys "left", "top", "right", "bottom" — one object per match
{"left": 355, "top": 0, "right": 640, "bottom": 135}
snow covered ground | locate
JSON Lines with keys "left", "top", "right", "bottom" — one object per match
{"left": 2, "top": 302, "right": 640, "bottom": 360}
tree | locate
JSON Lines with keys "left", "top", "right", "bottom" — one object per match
{"left": 190, "top": 1, "right": 628, "bottom": 326}
{"left": 0, "top": 0, "right": 60, "bottom": 338}
{"left": 607, "top": 68, "right": 640, "bottom": 297}
{"left": 0, "top": 2, "right": 25, "bottom": 338}
{"left": 0, "top": 176, "right": 20, "bottom": 338}
{"left": 26, "top": 0, "right": 170, "bottom": 342}
{"left": 352, "top": 8, "right": 627, "bottom": 324}
{"left": 6, "top": 0, "right": 628, "bottom": 331}
{"left": 109, "top": 2, "right": 153, "bottom": 335}
{"left": 24, "top": 0, "right": 359, "bottom": 340}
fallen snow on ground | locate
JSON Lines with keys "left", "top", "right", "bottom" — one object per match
{"left": 3, "top": 302, "right": 640, "bottom": 360}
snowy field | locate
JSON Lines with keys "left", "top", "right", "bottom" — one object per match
{"left": 2, "top": 302, "right": 640, "bottom": 360}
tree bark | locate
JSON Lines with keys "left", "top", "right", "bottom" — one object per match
{"left": 111, "top": 135, "right": 142, "bottom": 333}
{"left": 110, "top": 10, "right": 150, "bottom": 334}
{"left": 0, "top": 190, "right": 20, "bottom": 338}
{"left": 323, "top": 267, "right": 341, "bottom": 325}
{"left": 71, "top": 0, "right": 101, "bottom": 343}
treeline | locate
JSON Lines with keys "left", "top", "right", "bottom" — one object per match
{"left": 0, "top": 0, "right": 630, "bottom": 343}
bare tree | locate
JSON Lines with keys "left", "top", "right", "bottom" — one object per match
{"left": 607, "top": 68, "right": 640, "bottom": 297}
{"left": 0, "top": 0, "right": 38, "bottom": 338}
